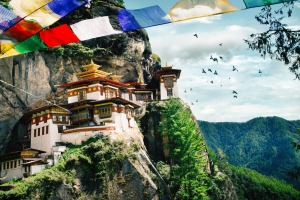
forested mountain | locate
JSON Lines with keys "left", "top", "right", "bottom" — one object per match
{"left": 199, "top": 117, "right": 300, "bottom": 188}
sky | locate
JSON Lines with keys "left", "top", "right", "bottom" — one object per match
{"left": 124, "top": 0, "right": 300, "bottom": 122}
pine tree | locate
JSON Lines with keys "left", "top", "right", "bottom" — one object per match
{"left": 159, "top": 98, "right": 210, "bottom": 199}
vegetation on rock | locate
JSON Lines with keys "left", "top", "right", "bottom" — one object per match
{"left": 0, "top": 136, "right": 138, "bottom": 199}
{"left": 209, "top": 150, "right": 300, "bottom": 200}
{"left": 158, "top": 98, "right": 210, "bottom": 199}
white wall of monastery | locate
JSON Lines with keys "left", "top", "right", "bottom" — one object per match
{"left": 160, "top": 82, "right": 168, "bottom": 100}
{"left": 31, "top": 120, "right": 61, "bottom": 155}
{"left": 0, "top": 159, "right": 23, "bottom": 182}
{"left": 31, "top": 165, "right": 46, "bottom": 175}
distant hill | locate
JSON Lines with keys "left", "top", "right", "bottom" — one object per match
{"left": 198, "top": 117, "right": 300, "bottom": 188}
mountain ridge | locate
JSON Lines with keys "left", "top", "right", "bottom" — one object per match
{"left": 198, "top": 116, "right": 300, "bottom": 188}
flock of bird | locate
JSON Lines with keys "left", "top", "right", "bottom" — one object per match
{"left": 184, "top": 35, "right": 264, "bottom": 106}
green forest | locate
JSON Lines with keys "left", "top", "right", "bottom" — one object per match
{"left": 199, "top": 117, "right": 300, "bottom": 189}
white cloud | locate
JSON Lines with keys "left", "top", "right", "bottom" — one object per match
{"left": 145, "top": 6, "right": 300, "bottom": 122}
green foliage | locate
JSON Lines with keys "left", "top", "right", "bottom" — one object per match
{"left": 45, "top": 43, "right": 94, "bottom": 58}
{"left": 0, "top": 136, "right": 135, "bottom": 199}
{"left": 152, "top": 54, "right": 161, "bottom": 63}
{"left": 199, "top": 117, "right": 300, "bottom": 188}
{"left": 159, "top": 98, "right": 210, "bottom": 199}
{"left": 229, "top": 165, "right": 300, "bottom": 200}
{"left": 244, "top": 2, "right": 300, "bottom": 79}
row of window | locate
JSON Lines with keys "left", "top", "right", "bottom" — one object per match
{"left": 98, "top": 107, "right": 111, "bottom": 118}
{"left": 1, "top": 159, "right": 21, "bottom": 170}
{"left": 33, "top": 126, "right": 49, "bottom": 137}
{"left": 52, "top": 115, "right": 69, "bottom": 123}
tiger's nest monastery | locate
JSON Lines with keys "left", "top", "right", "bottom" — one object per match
{"left": 0, "top": 61, "right": 181, "bottom": 183}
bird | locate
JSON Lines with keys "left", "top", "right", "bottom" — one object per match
{"left": 193, "top": 34, "right": 198, "bottom": 38}
{"left": 202, "top": 69, "right": 206, "bottom": 73}
{"left": 232, "top": 90, "right": 238, "bottom": 94}
{"left": 214, "top": 70, "right": 218, "bottom": 75}
{"left": 191, "top": 102, "right": 194, "bottom": 105}
{"left": 219, "top": 56, "right": 223, "bottom": 60}
{"left": 232, "top": 66, "right": 238, "bottom": 72}
{"left": 210, "top": 80, "right": 214, "bottom": 84}
{"left": 259, "top": 69, "right": 262, "bottom": 73}
{"left": 190, "top": 88, "right": 192, "bottom": 91}
{"left": 233, "top": 95, "right": 237, "bottom": 98}
{"left": 196, "top": 99, "right": 198, "bottom": 102}
{"left": 184, "top": 89, "right": 187, "bottom": 93}
{"left": 219, "top": 43, "right": 222, "bottom": 46}
{"left": 208, "top": 68, "right": 212, "bottom": 73}
{"left": 210, "top": 56, "right": 218, "bottom": 63}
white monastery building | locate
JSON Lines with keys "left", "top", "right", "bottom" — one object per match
{"left": 0, "top": 61, "right": 181, "bottom": 183}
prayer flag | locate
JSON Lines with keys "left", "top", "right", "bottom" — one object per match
{"left": 0, "top": 5, "right": 20, "bottom": 33}
{"left": 47, "top": 0, "right": 88, "bottom": 17}
{"left": 15, "top": 35, "right": 47, "bottom": 53}
{"left": 243, "top": 0, "right": 293, "bottom": 8}
{"left": 118, "top": 5, "right": 171, "bottom": 32}
{"left": 70, "top": 16, "right": 122, "bottom": 41}
{"left": 39, "top": 24, "right": 80, "bottom": 47}
{"left": 0, "top": 48, "right": 20, "bottom": 58}
{"left": 170, "top": 0, "right": 239, "bottom": 22}
{"left": 9, "top": 0, "right": 52, "bottom": 18}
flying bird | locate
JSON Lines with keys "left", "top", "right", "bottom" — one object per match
{"left": 214, "top": 70, "right": 218, "bottom": 75}
{"left": 232, "top": 66, "right": 238, "bottom": 72}
{"left": 232, "top": 90, "right": 238, "bottom": 94}
{"left": 233, "top": 95, "right": 237, "bottom": 98}
{"left": 259, "top": 69, "right": 262, "bottom": 73}
{"left": 202, "top": 69, "right": 206, "bottom": 73}
{"left": 211, "top": 57, "right": 218, "bottom": 63}
{"left": 190, "top": 88, "right": 192, "bottom": 91}
{"left": 210, "top": 80, "right": 214, "bottom": 84}
{"left": 219, "top": 43, "right": 222, "bottom": 46}
{"left": 196, "top": 99, "right": 198, "bottom": 102}
{"left": 219, "top": 56, "right": 223, "bottom": 60}
{"left": 191, "top": 102, "right": 194, "bottom": 105}
{"left": 208, "top": 68, "right": 212, "bottom": 73}
{"left": 184, "top": 89, "right": 187, "bottom": 93}
{"left": 193, "top": 34, "right": 198, "bottom": 38}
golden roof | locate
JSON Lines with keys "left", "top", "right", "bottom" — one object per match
{"left": 76, "top": 60, "right": 112, "bottom": 79}
{"left": 110, "top": 75, "right": 123, "bottom": 82}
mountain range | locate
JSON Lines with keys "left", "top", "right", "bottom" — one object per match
{"left": 199, "top": 116, "right": 300, "bottom": 188}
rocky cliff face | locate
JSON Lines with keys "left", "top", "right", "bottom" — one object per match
{"left": 0, "top": 0, "right": 161, "bottom": 154}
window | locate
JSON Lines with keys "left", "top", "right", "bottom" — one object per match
{"left": 38, "top": 128, "right": 40, "bottom": 136}
{"left": 98, "top": 107, "right": 112, "bottom": 118}
{"left": 71, "top": 111, "right": 91, "bottom": 123}
{"left": 34, "top": 129, "right": 36, "bottom": 137}
{"left": 129, "top": 93, "right": 133, "bottom": 101}
{"left": 14, "top": 160, "right": 17, "bottom": 168}
{"left": 6, "top": 162, "right": 9, "bottom": 169}
{"left": 78, "top": 89, "right": 87, "bottom": 101}
{"left": 59, "top": 116, "right": 62, "bottom": 121}
{"left": 18, "top": 160, "right": 21, "bottom": 166}
{"left": 3, "top": 162, "right": 5, "bottom": 170}
{"left": 53, "top": 115, "right": 57, "bottom": 122}
{"left": 46, "top": 126, "right": 49, "bottom": 134}
{"left": 42, "top": 127, "right": 45, "bottom": 135}
{"left": 10, "top": 161, "right": 13, "bottom": 169}
{"left": 164, "top": 77, "right": 174, "bottom": 88}
{"left": 58, "top": 125, "right": 64, "bottom": 133}
{"left": 167, "top": 88, "right": 173, "bottom": 97}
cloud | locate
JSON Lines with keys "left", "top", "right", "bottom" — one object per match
{"left": 148, "top": 24, "right": 257, "bottom": 64}
{"left": 145, "top": 8, "right": 300, "bottom": 122}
